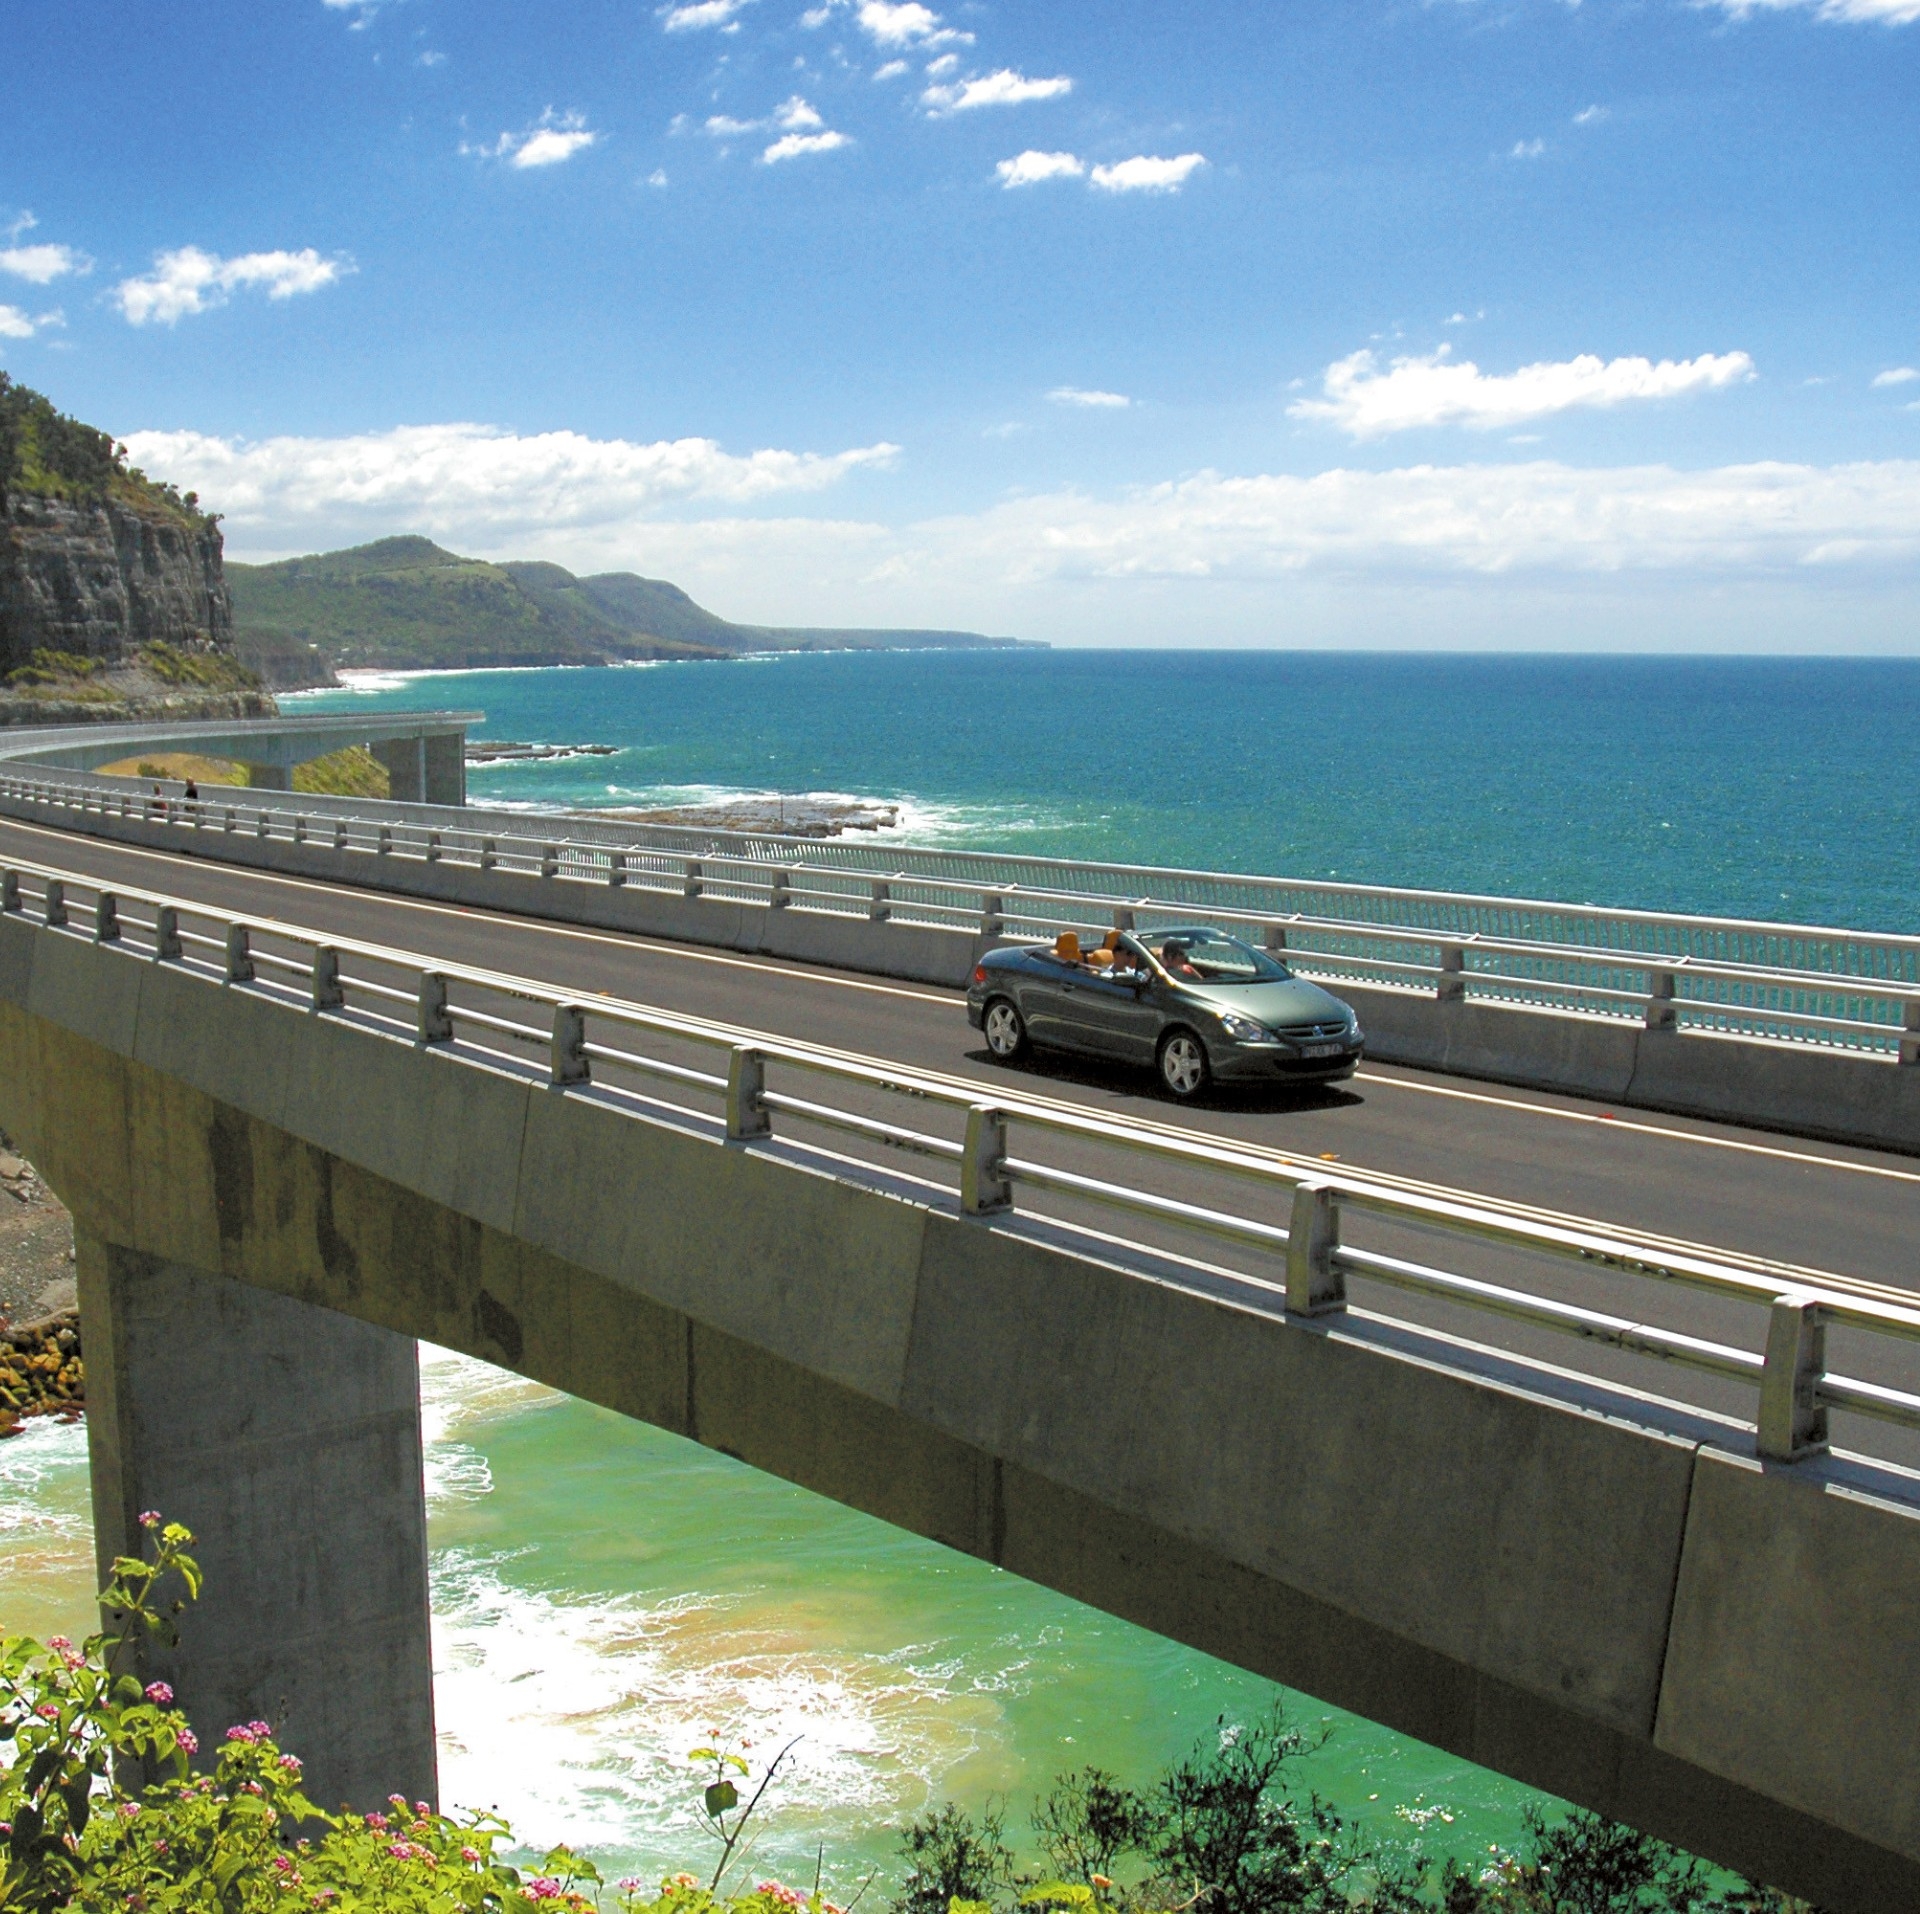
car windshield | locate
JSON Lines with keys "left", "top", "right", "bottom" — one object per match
{"left": 1149, "top": 927, "right": 1291, "bottom": 983}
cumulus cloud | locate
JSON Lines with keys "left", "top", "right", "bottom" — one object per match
{"left": 114, "top": 247, "right": 348, "bottom": 327}
{"left": 121, "top": 422, "right": 900, "bottom": 546}
{"left": 464, "top": 110, "right": 599, "bottom": 169}
{"left": 763, "top": 129, "right": 851, "bottom": 161}
{"left": 1089, "top": 153, "right": 1206, "bottom": 193}
{"left": 996, "top": 150, "right": 1085, "bottom": 187}
{"left": 803, "top": 0, "right": 971, "bottom": 48}
{"left": 1872, "top": 367, "right": 1919, "bottom": 387}
{"left": 1288, "top": 345, "right": 1756, "bottom": 438}
{"left": 873, "top": 58, "right": 909, "bottom": 79}
{"left": 660, "top": 0, "right": 754, "bottom": 29}
{"left": 1049, "top": 386, "right": 1130, "bottom": 408}
{"left": 1702, "top": 0, "right": 1920, "bottom": 22}
{"left": 0, "top": 306, "right": 38, "bottom": 340}
{"left": 924, "top": 68, "right": 1071, "bottom": 112}
{"left": 1510, "top": 138, "right": 1546, "bottom": 159}
{"left": 0, "top": 242, "right": 88, "bottom": 285}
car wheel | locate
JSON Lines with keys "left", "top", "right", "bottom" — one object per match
{"left": 983, "top": 998, "right": 1029, "bottom": 1061}
{"left": 1158, "top": 1028, "right": 1210, "bottom": 1100}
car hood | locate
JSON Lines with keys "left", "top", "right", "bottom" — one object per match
{"left": 1175, "top": 976, "right": 1353, "bottom": 1028}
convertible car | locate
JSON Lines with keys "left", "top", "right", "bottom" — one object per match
{"left": 966, "top": 924, "right": 1364, "bottom": 1100}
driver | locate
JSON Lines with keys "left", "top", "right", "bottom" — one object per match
{"left": 1159, "top": 939, "right": 1201, "bottom": 981}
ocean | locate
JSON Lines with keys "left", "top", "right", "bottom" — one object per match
{"left": 9, "top": 650, "right": 1916, "bottom": 1891}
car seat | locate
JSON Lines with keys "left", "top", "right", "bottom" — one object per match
{"left": 1053, "top": 931, "right": 1082, "bottom": 963}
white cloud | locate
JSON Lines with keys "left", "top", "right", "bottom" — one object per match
{"left": 647, "top": 169, "right": 670, "bottom": 187}
{"left": 122, "top": 422, "right": 899, "bottom": 545}
{"left": 1049, "top": 386, "right": 1130, "bottom": 408}
{"left": 873, "top": 59, "right": 909, "bottom": 79}
{"left": 1872, "top": 367, "right": 1919, "bottom": 387}
{"left": 1289, "top": 345, "right": 1756, "bottom": 438}
{"left": 923, "top": 68, "right": 1072, "bottom": 113}
{"left": 1089, "top": 153, "right": 1206, "bottom": 194}
{"left": 774, "top": 96, "right": 823, "bottom": 129}
{"left": 0, "top": 242, "right": 88, "bottom": 286}
{"left": 1510, "top": 138, "right": 1546, "bottom": 159}
{"left": 113, "top": 247, "right": 348, "bottom": 327}
{"left": 763, "top": 129, "right": 851, "bottom": 161}
{"left": 0, "top": 306, "right": 36, "bottom": 340}
{"left": 1573, "top": 104, "right": 1610, "bottom": 125}
{"left": 924, "top": 52, "right": 960, "bottom": 77}
{"left": 464, "top": 110, "right": 599, "bottom": 169}
{"left": 996, "top": 150, "right": 1086, "bottom": 187}
{"left": 1702, "top": 0, "right": 1920, "bottom": 22}
{"left": 660, "top": 0, "right": 754, "bottom": 29}
{"left": 803, "top": 0, "right": 971, "bottom": 47}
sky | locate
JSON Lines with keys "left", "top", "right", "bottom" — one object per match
{"left": 4, "top": 0, "right": 1918, "bottom": 648}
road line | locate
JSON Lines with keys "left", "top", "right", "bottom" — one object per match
{"left": 3, "top": 814, "right": 1915, "bottom": 1205}
{"left": 1352, "top": 1069, "right": 1920, "bottom": 1188}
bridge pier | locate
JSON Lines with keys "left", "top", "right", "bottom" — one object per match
{"left": 75, "top": 1231, "right": 437, "bottom": 1814}
{"left": 371, "top": 734, "right": 466, "bottom": 807}
{"left": 234, "top": 763, "right": 291, "bottom": 792}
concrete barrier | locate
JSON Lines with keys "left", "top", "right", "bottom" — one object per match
{"left": 0, "top": 913, "right": 1917, "bottom": 1907}
{"left": 7, "top": 782, "right": 1920, "bottom": 1153}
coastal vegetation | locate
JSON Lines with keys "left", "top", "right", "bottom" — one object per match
{"left": 225, "top": 536, "right": 1016, "bottom": 677}
{"left": 0, "top": 1521, "right": 1820, "bottom": 1914}
{"left": 0, "top": 378, "right": 214, "bottom": 537}
{"left": 100, "top": 744, "right": 390, "bottom": 799}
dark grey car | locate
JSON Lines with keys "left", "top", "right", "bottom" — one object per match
{"left": 966, "top": 924, "right": 1363, "bottom": 1100}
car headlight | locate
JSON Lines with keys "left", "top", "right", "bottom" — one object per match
{"left": 1216, "top": 1013, "right": 1270, "bottom": 1044}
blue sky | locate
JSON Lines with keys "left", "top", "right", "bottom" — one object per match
{"left": 4, "top": 0, "right": 1918, "bottom": 646}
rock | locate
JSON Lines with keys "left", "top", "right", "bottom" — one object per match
{"left": 0, "top": 1153, "right": 22, "bottom": 1179}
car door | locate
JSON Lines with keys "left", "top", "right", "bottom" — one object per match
{"left": 1060, "top": 944, "right": 1163, "bottom": 1063}
{"left": 1015, "top": 953, "right": 1083, "bottom": 1049}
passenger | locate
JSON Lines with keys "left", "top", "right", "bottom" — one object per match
{"left": 1160, "top": 939, "right": 1200, "bottom": 981}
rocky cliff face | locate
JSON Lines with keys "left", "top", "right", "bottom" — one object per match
{"left": 0, "top": 488, "right": 233, "bottom": 667}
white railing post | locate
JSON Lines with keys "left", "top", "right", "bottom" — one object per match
{"left": 1901, "top": 1000, "right": 1920, "bottom": 1066}
{"left": 980, "top": 892, "right": 1005, "bottom": 939}
{"left": 225, "top": 924, "right": 253, "bottom": 984}
{"left": 550, "top": 1004, "right": 590, "bottom": 1085}
{"left": 292, "top": 815, "right": 307, "bottom": 845}
{"left": 1264, "top": 921, "right": 1288, "bottom": 953}
{"left": 311, "top": 947, "right": 344, "bottom": 1011}
{"left": 222, "top": 807, "right": 237, "bottom": 833}
{"left": 540, "top": 844, "right": 560, "bottom": 879}
{"left": 425, "top": 831, "right": 442, "bottom": 864}
{"left": 1112, "top": 905, "right": 1136, "bottom": 933}
{"left": 43, "top": 880, "right": 66, "bottom": 929}
{"left": 1285, "top": 1180, "right": 1345, "bottom": 1316}
{"left": 869, "top": 878, "right": 892, "bottom": 923}
{"left": 768, "top": 868, "right": 792, "bottom": 911}
{"left": 152, "top": 906, "right": 181, "bottom": 962}
{"left": 1436, "top": 944, "right": 1466, "bottom": 1003}
{"left": 333, "top": 819, "right": 349, "bottom": 852}
{"left": 726, "top": 1046, "right": 771, "bottom": 1139}
{"left": 961, "top": 1105, "right": 1012, "bottom": 1215}
{"left": 683, "top": 859, "right": 704, "bottom": 900}
{"left": 1757, "top": 1292, "right": 1829, "bottom": 1462}
{"left": 378, "top": 825, "right": 393, "bottom": 856}
{"left": 479, "top": 837, "right": 498, "bottom": 871}
{"left": 1645, "top": 967, "right": 1678, "bottom": 1031}
{"left": 255, "top": 809, "right": 270, "bottom": 838}
{"left": 1, "top": 871, "right": 19, "bottom": 914}
{"left": 94, "top": 893, "right": 120, "bottom": 944}
{"left": 416, "top": 971, "right": 453, "bottom": 1045}
{"left": 607, "top": 851, "right": 627, "bottom": 890}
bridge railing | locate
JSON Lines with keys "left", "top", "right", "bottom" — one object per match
{"left": 8, "top": 850, "right": 1920, "bottom": 1472}
{"left": 8, "top": 770, "right": 1919, "bottom": 1063}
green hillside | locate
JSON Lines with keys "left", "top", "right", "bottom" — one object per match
{"left": 227, "top": 535, "right": 1021, "bottom": 675}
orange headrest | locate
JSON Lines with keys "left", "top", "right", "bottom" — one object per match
{"left": 1054, "top": 931, "right": 1081, "bottom": 962}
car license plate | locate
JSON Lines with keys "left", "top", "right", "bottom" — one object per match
{"left": 1302, "top": 1042, "right": 1344, "bottom": 1058}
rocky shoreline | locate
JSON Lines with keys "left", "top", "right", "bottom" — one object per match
{"left": 597, "top": 794, "right": 902, "bottom": 837}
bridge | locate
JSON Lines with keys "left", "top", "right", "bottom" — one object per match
{"left": 0, "top": 742, "right": 1916, "bottom": 1911}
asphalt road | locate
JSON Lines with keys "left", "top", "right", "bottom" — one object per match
{"left": 4, "top": 812, "right": 1917, "bottom": 1461}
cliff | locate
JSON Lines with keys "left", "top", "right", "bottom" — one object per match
{"left": 0, "top": 376, "right": 274, "bottom": 725}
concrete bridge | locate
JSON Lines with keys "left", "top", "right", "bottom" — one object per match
{"left": 0, "top": 835, "right": 1917, "bottom": 1913}
{"left": 0, "top": 710, "right": 478, "bottom": 803}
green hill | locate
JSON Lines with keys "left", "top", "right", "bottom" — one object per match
{"left": 227, "top": 536, "right": 1022, "bottom": 679}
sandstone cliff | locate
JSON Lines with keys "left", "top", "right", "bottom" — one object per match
{"left": 0, "top": 375, "right": 275, "bottom": 725}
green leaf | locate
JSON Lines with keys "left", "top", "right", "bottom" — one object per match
{"left": 1020, "top": 1886, "right": 1095, "bottom": 1909}
{"left": 705, "top": 1780, "right": 739, "bottom": 1815}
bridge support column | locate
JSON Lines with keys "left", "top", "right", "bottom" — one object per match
{"left": 423, "top": 732, "right": 466, "bottom": 807}
{"left": 235, "top": 763, "right": 291, "bottom": 792}
{"left": 75, "top": 1231, "right": 436, "bottom": 1814}
{"left": 370, "top": 737, "right": 425, "bottom": 804}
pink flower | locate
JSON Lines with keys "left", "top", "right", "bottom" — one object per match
{"left": 139, "top": 1511, "right": 161, "bottom": 1528}
{"left": 34, "top": 1702, "right": 59, "bottom": 1719}
{"left": 145, "top": 1682, "right": 174, "bottom": 1704}
{"left": 389, "top": 1794, "right": 408, "bottom": 1808}
{"left": 46, "top": 1637, "right": 71, "bottom": 1652}
{"left": 273, "top": 1856, "right": 295, "bottom": 1873}
{"left": 365, "top": 1812, "right": 389, "bottom": 1831}
{"left": 279, "top": 1755, "right": 302, "bottom": 1773}
{"left": 176, "top": 1728, "right": 199, "bottom": 1755}
{"left": 461, "top": 1847, "right": 483, "bottom": 1865}
{"left": 527, "top": 1880, "right": 564, "bottom": 1901}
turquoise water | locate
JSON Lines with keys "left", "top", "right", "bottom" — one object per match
{"left": 12, "top": 649, "right": 1903, "bottom": 1891}
{"left": 296, "top": 649, "right": 1920, "bottom": 931}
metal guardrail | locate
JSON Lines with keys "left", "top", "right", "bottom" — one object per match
{"left": 7, "top": 850, "right": 1919, "bottom": 1469}
{"left": 7, "top": 770, "right": 1918, "bottom": 1063}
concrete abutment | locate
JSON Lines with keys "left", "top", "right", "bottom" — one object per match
{"left": 74, "top": 1229, "right": 436, "bottom": 1815}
